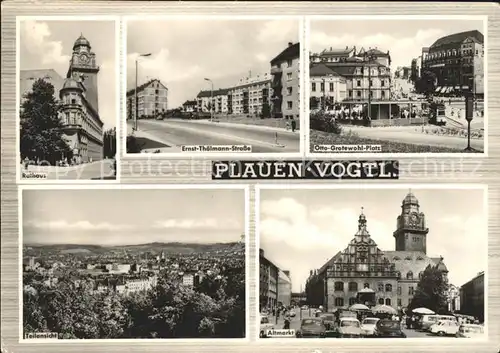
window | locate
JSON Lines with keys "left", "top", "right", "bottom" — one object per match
{"left": 335, "top": 297, "right": 344, "bottom": 307}
{"left": 419, "top": 272, "right": 424, "bottom": 279}
{"left": 334, "top": 281, "right": 344, "bottom": 291}
{"left": 378, "top": 298, "right": 384, "bottom": 305}
{"left": 381, "top": 80, "right": 385, "bottom": 87}
{"left": 381, "top": 91, "right": 386, "bottom": 98}
{"left": 398, "top": 299, "right": 402, "bottom": 307}
{"left": 349, "top": 90, "right": 352, "bottom": 97}
{"left": 287, "top": 59, "right": 293, "bottom": 68}
{"left": 385, "top": 284, "right": 392, "bottom": 292}
{"left": 369, "top": 79, "right": 373, "bottom": 87}
{"left": 287, "top": 87, "right": 292, "bottom": 96}
{"left": 348, "top": 282, "right": 358, "bottom": 292}
{"left": 409, "top": 286, "right": 414, "bottom": 295}
{"left": 406, "top": 271, "right": 414, "bottom": 280}
{"left": 311, "top": 82, "right": 316, "bottom": 92}
{"left": 287, "top": 72, "right": 293, "bottom": 80}
{"left": 287, "top": 101, "right": 293, "bottom": 110}
{"left": 476, "top": 50, "right": 478, "bottom": 55}
{"left": 329, "top": 82, "right": 334, "bottom": 91}
{"left": 71, "top": 98, "right": 76, "bottom": 104}
{"left": 397, "top": 286, "right": 401, "bottom": 295}
{"left": 377, "top": 283, "right": 384, "bottom": 292}
{"left": 405, "top": 256, "right": 412, "bottom": 261}
{"left": 363, "top": 283, "right": 370, "bottom": 289}
{"left": 356, "top": 91, "right": 361, "bottom": 97}
{"left": 385, "top": 298, "right": 391, "bottom": 306}
{"left": 349, "top": 297, "right": 356, "bottom": 306}
{"left": 393, "top": 256, "right": 401, "bottom": 261}
{"left": 155, "top": 89, "right": 159, "bottom": 94}
{"left": 320, "top": 82, "right": 325, "bottom": 92}
{"left": 370, "top": 91, "right": 373, "bottom": 98}
{"left": 357, "top": 80, "right": 361, "bottom": 87}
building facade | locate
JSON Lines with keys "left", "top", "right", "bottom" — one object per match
{"left": 196, "top": 88, "right": 230, "bottom": 114}
{"left": 182, "top": 100, "right": 197, "bottom": 113}
{"left": 20, "top": 34, "right": 105, "bottom": 163}
{"left": 309, "top": 47, "right": 392, "bottom": 103}
{"left": 277, "top": 270, "right": 292, "bottom": 307}
{"left": 259, "top": 249, "right": 279, "bottom": 311}
{"left": 126, "top": 79, "right": 168, "bottom": 120}
{"left": 311, "top": 192, "right": 448, "bottom": 312}
{"left": 309, "top": 63, "right": 348, "bottom": 109}
{"left": 460, "top": 271, "right": 484, "bottom": 322}
{"left": 228, "top": 74, "right": 271, "bottom": 116}
{"left": 421, "top": 30, "right": 484, "bottom": 95}
{"left": 270, "top": 42, "right": 300, "bottom": 120}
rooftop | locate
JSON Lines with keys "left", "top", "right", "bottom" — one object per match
{"left": 271, "top": 42, "right": 300, "bottom": 66}
{"left": 430, "top": 30, "right": 484, "bottom": 48}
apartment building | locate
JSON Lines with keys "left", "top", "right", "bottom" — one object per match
{"left": 126, "top": 79, "right": 168, "bottom": 120}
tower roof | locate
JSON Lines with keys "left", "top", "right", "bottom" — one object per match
{"left": 73, "top": 34, "right": 91, "bottom": 50}
{"left": 402, "top": 191, "right": 419, "bottom": 206}
{"left": 61, "top": 77, "right": 83, "bottom": 91}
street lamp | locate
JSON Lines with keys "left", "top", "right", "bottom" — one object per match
{"left": 364, "top": 52, "right": 376, "bottom": 122}
{"left": 204, "top": 78, "right": 214, "bottom": 122}
{"left": 134, "top": 53, "right": 152, "bottom": 131}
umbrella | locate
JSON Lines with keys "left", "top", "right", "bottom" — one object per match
{"left": 372, "top": 305, "right": 398, "bottom": 315}
{"left": 412, "top": 307, "right": 435, "bottom": 315}
{"left": 349, "top": 303, "right": 370, "bottom": 311}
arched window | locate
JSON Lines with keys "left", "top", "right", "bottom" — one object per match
{"left": 417, "top": 256, "right": 424, "bottom": 261}
{"left": 405, "top": 256, "right": 412, "bottom": 261}
{"left": 348, "top": 282, "right": 358, "bottom": 292}
{"left": 334, "top": 281, "right": 344, "bottom": 291}
{"left": 377, "top": 282, "right": 384, "bottom": 292}
{"left": 419, "top": 272, "right": 424, "bottom": 279}
{"left": 385, "top": 284, "right": 392, "bottom": 292}
{"left": 378, "top": 298, "right": 384, "bottom": 305}
{"left": 335, "top": 297, "right": 344, "bottom": 307}
{"left": 385, "top": 298, "right": 391, "bottom": 306}
{"left": 364, "top": 283, "right": 370, "bottom": 289}
{"left": 393, "top": 256, "right": 401, "bottom": 261}
{"left": 349, "top": 297, "right": 356, "bottom": 306}
{"left": 407, "top": 271, "right": 414, "bottom": 280}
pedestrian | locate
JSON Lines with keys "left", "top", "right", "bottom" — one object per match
{"left": 286, "top": 120, "right": 291, "bottom": 130}
{"left": 291, "top": 118, "right": 297, "bottom": 132}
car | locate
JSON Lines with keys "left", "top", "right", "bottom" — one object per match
{"left": 296, "top": 318, "right": 326, "bottom": 338}
{"left": 317, "top": 313, "right": 336, "bottom": 336}
{"left": 430, "top": 320, "right": 460, "bottom": 336}
{"left": 373, "top": 319, "right": 406, "bottom": 338}
{"left": 259, "top": 315, "right": 275, "bottom": 338}
{"left": 361, "top": 317, "right": 380, "bottom": 337}
{"left": 336, "top": 317, "right": 364, "bottom": 338}
{"left": 456, "top": 324, "right": 484, "bottom": 338}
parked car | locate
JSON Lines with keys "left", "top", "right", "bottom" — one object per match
{"left": 373, "top": 319, "right": 406, "bottom": 338}
{"left": 336, "top": 317, "right": 364, "bottom": 338}
{"left": 317, "top": 313, "right": 336, "bottom": 336}
{"left": 430, "top": 320, "right": 460, "bottom": 336}
{"left": 421, "top": 315, "right": 457, "bottom": 331}
{"left": 296, "top": 318, "right": 326, "bottom": 338}
{"left": 361, "top": 317, "right": 380, "bottom": 337}
{"left": 259, "top": 315, "right": 275, "bottom": 338}
{"left": 456, "top": 324, "right": 484, "bottom": 338}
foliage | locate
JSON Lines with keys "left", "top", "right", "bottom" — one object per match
{"left": 126, "top": 135, "right": 145, "bottom": 153}
{"left": 305, "top": 272, "right": 324, "bottom": 307}
{"left": 20, "top": 79, "right": 72, "bottom": 165}
{"left": 310, "top": 111, "right": 343, "bottom": 135}
{"left": 408, "top": 265, "right": 449, "bottom": 314}
{"left": 103, "top": 128, "right": 116, "bottom": 158}
{"left": 310, "top": 129, "right": 468, "bottom": 153}
{"left": 261, "top": 102, "right": 271, "bottom": 119}
{"left": 415, "top": 70, "right": 437, "bottom": 95}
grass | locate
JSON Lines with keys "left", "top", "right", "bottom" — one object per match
{"left": 309, "top": 129, "right": 480, "bottom": 153}
{"left": 213, "top": 115, "right": 300, "bottom": 130}
{"left": 126, "top": 136, "right": 171, "bottom": 153}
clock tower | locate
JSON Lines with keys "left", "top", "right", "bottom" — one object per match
{"left": 67, "top": 34, "right": 100, "bottom": 112}
{"left": 393, "top": 191, "right": 429, "bottom": 253}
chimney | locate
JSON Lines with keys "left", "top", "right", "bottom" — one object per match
{"left": 288, "top": 42, "right": 293, "bottom": 47}
{"left": 345, "top": 45, "right": 348, "bottom": 50}
{"left": 330, "top": 46, "right": 332, "bottom": 51}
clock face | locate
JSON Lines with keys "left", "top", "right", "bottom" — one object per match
{"left": 79, "top": 54, "right": 89, "bottom": 64}
{"left": 409, "top": 213, "right": 419, "bottom": 226}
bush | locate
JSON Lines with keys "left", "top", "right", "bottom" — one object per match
{"left": 310, "top": 111, "right": 342, "bottom": 135}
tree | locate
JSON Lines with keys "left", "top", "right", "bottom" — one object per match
{"left": 415, "top": 70, "right": 437, "bottom": 95}
{"left": 408, "top": 264, "right": 449, "bottom": 314}
{"left": 261, "top": 102, "right": 271, "bottom": 118}
{"left": 20, "top": 79, "right": 72, "bottom": 165}
{"left": 103, "top": 128, "right": 116, "bottom": 158}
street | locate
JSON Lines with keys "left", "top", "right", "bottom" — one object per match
{"left": 22, "top": 160, "right": 116, "bottom": 180}
{"left": 266, "top": 309, "right": 457, "bottom": 339}
{"left": 343, "top": 126, "right": 484, "bottom": 151}
{"left": 129, "top": 119, "right": 300, "bottom": 153}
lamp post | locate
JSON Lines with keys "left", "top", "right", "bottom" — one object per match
{"left": 204, "top": 78, "right": 214, "bottom": 122}
{"left": 364, "top": 52, "right": 376, "bottom": 122}
{"left": 464, "top": 92, "right": 476, "bottom": 152}
{"left": 134, "top": 53, "right": 152, "bottom": 131}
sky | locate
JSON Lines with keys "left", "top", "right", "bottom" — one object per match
{"left": 126, "top": 18, "right": 299, "bottom": 108}
{"left": 23, "top": 189, "right": 245, "bottom": 246}
{"left": 259, "top": 188, "right": 486, "bottom": 292}
{"left": 310, "top": 18, "right": 485, "bottom": 71}
{"left": 19, "top": 20, "right": 116, "bottom": 129}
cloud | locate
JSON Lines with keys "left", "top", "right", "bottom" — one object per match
{"left": 310, "top": 28, "right": 446, "bottom": 70}
{"left": 256, "top": 20, "right": 297, "bottom": 44}
{"left": 21, "top": 21, "right": 71, "bottom": 65}
{"left": 153, "top": 218, "right": 240, "bottom": 230}
{"left": 25, "top": 220, "right": 133, "bottom": 231}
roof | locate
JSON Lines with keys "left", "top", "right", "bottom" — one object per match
{"left": 384, "top": 251, "right": 446, "bottom": 278}
{"left": 402, "top": 192, "right": 419, "bottom": 206}
{"left": 309, "top": 63, "right": 343, "bottom": 77}
{"left": 197, "top": 88, "right": 229, "bottom": 98}
{"left": 61, "top": 77, "right": 84, "bottom": 91}
{"left": 364, "top": 48, "right": 390, "bottom": 57}
{"left": 126, "top": 79, "right": 167, "bottom": 97}
{"left": 320, "top": 47, "right": 355, "bottom": 56}
{"left": 271, "top": 42, "right": 300, "bottom": 65}
{"left": 430, "top": 30, "right": 484, "bottom": 48}
{"left": 183, "top": 100, "right": 197, "bottom": 106}
{"left": 73, "top": 34, "right": 91, "bottom": 50}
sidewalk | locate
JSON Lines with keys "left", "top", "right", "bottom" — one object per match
{"left": 169, "top": 118, "right": 301, "bottom": 135}
{"left": 126, "top": 122, "right": 179, "bottom": 153}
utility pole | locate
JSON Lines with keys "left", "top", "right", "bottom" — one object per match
{"left": 204, "top": 78, "right": 214, "bottom": 122}
{"left": 134, "top": 53, "right": 152, "bottom": 131}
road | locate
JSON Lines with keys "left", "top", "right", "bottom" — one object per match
{"left": 22, "top": 160, "right": 116, "bottom": 180}
{"left": 131, "top": 119, "right": 300, "bottom": 153}
{"left": 343, "top": 126, "right": 484, "bottom": 151}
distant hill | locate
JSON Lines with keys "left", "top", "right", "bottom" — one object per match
{"left": 24, "top": 242, "right": 241, "bottom": 255}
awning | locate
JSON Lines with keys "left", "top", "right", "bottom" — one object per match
{"left": 435, "top": 86, "right": 442, "bottom": 93}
